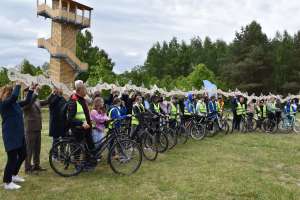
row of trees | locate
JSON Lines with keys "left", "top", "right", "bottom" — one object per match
{"left": 120, "top": 21, "right": 300, "bottom": 95}
{"left": 1, "top": 21, "right": 299, "bottom": 96}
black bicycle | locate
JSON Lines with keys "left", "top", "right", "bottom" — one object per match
{"left": 49, "top": 119, "right": 143, "bottom": 177}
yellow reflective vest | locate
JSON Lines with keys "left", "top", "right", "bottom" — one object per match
{"left": 170, "top": 103, "right": 179, "bottom": 119}
{"left": 237, "top": 103, "right": 246, "bottom": 116}
{"left": 75, "top": 101, "right": 86, "bottom": 122}
{"left": 132, "top": 104, "right": 145, "bottom": 125}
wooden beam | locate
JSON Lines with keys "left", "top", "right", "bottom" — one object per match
{"left": 59, "top": 0, "right": 62, "bottom": 9}
{"left": 67, "top": 1, "right": 70, "bottom": 21}
{"left": 89, "top": 10, "right": 91, "bottom": 25}
{"left": 75, "top": 5, "right": 77, "bottom": 23}
{"left": 82, "top": 10, "right": 84, "bottom": 23}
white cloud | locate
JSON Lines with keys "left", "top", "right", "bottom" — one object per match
{"left": 0, "top": 0, "right": 300, "bottom": 72}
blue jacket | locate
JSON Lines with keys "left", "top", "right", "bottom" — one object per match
{"left": 108, "top": 106, "right": 127, "bottom": 128}
{"left": 0, "top": 85, "right": 33, "bottom": 152}
{"left": 285, "top": 103, "right": 297, "bottom": 113}
{"left": 184, "top": 94, "right": 195, "bottom": 113}
{"left": 184, "top": 100, "right": 195, "bottom": 113}
{"left": 208, "top": 100, "right": 217, "bottom": 113}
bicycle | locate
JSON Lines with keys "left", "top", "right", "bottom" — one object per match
{"left": 49, "top": 119, "right": 143, "bottom": 177}
{"left": 169, "top": 117, "right": 189, "bottom": 145}
{"left": 278, "top": 113, "right": 300, "bottom": 133}
{"left": 262, "top": 113, "right": 278, "bottom": 133}
{"left": 184, "top": 114, "right": 206, "bottom": 140}
{"left": 240, "top": 113, "right": 257, "bottom": 133}
{"left": 128, "top": 113, "right": 159, "bottom": 161}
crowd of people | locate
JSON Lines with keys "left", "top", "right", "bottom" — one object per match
{"left": 0, "top": 80, "right": 298, "bottom": 190}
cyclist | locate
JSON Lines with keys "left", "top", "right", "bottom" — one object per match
{"left": 150, "top": 95, "right": 163, "bottom": 115}
{"left": 292, "top": 99, "right": 298, "bottom": 116}
{"left": 208, "top": 96, "right": 218, "bottom": 115}
{"left": 284, "top": 100, "right": 297, "bottom": 120}
{"left": 256, "top": 99, "right": 267, "bottom": 129}
{"left": 108, "top": 98, "right": 129, "bottom": 129}
{"left": 68, "top": 81, "right": 94, "bottom": 150}
{"left": 217, "top": 95, "right": 224, "bottom": 114}
{"left": 169, "top": 96, "right": 180, "bottom": 129}
{"left": 67, "top": 80, "right": 96, "bottom": 170}
{"left": 266, "top": 98, "right": 277, "bottom": 122}
{"left": 236, "top": 96, "right": 246, "bottom": 131}
{"left": 196, "top": 95, "right": 207, "bottom": 116}
{"left": 131, "top": 95, "right": 146, "bottom": 140}
{"left": 184, "top": 93, "right": 196, "bottom": 115}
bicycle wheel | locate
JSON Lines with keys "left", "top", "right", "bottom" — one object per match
{"left": 230, "top": 119, "right": 235, "bottom": 134}
{"left": 263, "top": 119, "right": 278, "bottom": 133}
{"left": 108, "top": 139, "right": 142, "bottom": 175}
{"left": 248, "top": 118, "right": 257, "bottom": 132}
{"left": 191, "top": 124, "right": 206, "bottom": 140}
{"left": 142, "top": 131, "right": 159, "bottom": 161}
{"left": 240, "top": 119, "right": 247, "bottom": 133}
{"left": 164, "top": 127, "right": 177, "bottom": 150}
{"left": 220, "top": 120, "right": 230, "bottom": 135}
{"left": 277, "top": 119, "right": 292, "bottom": 133}
{"left": 156, "top": 132, "right": 169, "bottom": 153}
{"left": 293, "top": 119, "right": 300, "bottom": 133}
{"left": 205, "top": 121, "right": 217, "bottom": 137}
{"left": 49, "top": 140, "right": 85, "bottom": 177}
{"left": 176, "top": 125, "right": 188, "bottom": 144}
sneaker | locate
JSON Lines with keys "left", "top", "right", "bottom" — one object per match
{"left": 12, "top": 175, "right": 25, "bottom": 183}
{"left": 4, "top": 182, "right": 21, "bottom": 190}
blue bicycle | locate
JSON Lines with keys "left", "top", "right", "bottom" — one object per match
{"left": 278, "top": 113, "right": 300, "bottom": 133}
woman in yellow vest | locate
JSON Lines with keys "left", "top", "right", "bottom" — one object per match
{"left": 150, "top": 95, "right": 162, "bottom": 115}
{"left": 235, "top": 96, "right": 246, "bottom": 131}
{"left": 131, "top": 95, "right": 145, "bottom": 140}
{"left": 196, "top": 96, "right": 207, "bottom": 116}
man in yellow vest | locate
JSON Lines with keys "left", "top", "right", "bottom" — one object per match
{"left": 68, "top": 80, "right": 95, "bottom": 151}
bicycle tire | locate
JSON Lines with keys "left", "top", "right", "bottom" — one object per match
{"left": 49, "top": 140, "right": 85, "bottom": 177}
{"left": 176, "top": 125, "right": 188, "bottom": 144}
{"left": 108, "top": 139, "right": 142, "bottom": 175}
{"left": 142, "top": 131, "right": 159, "bottom": 161}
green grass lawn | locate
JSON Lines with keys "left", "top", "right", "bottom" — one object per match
{"left": 0, "top": 112, "right": 300, "bottom": 199}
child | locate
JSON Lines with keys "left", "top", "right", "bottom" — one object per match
{"left": 90, "top": 97, "right": 109, "bottom": 148}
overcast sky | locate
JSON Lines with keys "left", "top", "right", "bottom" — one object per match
{"left": 1, "top": 0, "right": 300, "bottom": 73}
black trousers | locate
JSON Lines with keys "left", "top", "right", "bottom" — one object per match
{"left": 3, "top": 145, "right": 27, "bottom": 183}
{"left": 232, "top": 111, "right": 238, "bottom": 129}
{"left": 72, "top": 128, "right": 95, "bottom": 151}
{"left": 235, "top": 115, "right": 242, "bottom": 130}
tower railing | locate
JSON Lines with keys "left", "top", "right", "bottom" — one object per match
{"left": 38, "top": 38, "right": 88, "bottom": 71}
{"left": 37, "top": 0, "right": 91, "bottom": 28}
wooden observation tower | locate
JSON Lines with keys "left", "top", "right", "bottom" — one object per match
{"left": 37, "top": 0, "right": 93, "bottom": 86}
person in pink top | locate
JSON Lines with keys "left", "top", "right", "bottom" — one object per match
{"left": 90, "top": 97, "right": 110, "bottom": 148}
